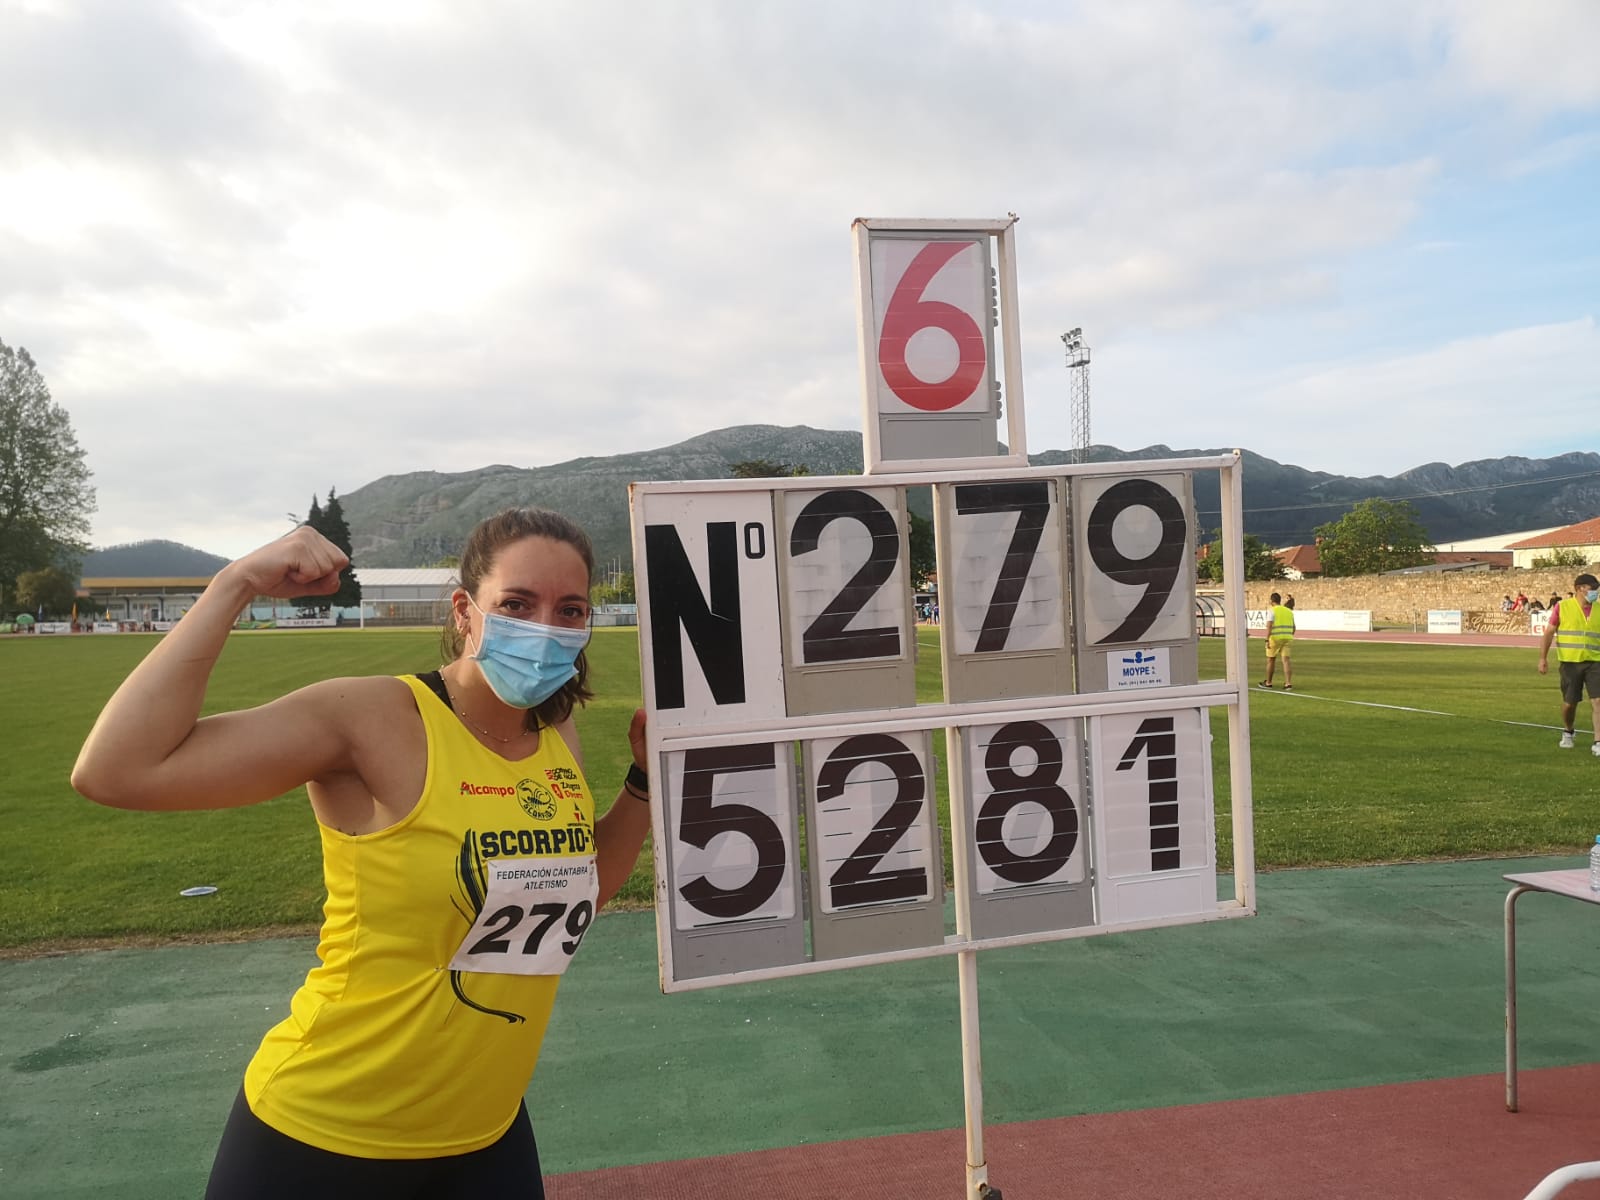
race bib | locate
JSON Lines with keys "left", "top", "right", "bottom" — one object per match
{"left": 449, "top": 855, "right": 599, "bottom": 976}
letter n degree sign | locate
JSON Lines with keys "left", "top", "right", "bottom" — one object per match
{"left": 853, "top": 217, "right": 1029, "bottom": 475}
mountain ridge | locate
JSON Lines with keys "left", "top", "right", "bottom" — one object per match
{"left": 89, "top": 429, "right": 1600, "bottom": 572}
{"left": 81, "top": 540, "right": 232, "bottom": 577}
{"left": 339, "top": 427, "right": 1600, "bottom": 569}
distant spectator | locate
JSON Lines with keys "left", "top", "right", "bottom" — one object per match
{"left": 1537, "top": 572, "right": 1600, "bottom": 754}
{"left": 1259, "top": 591, "right": 1296, "bottom": 690}
{"left": 1512, "top": 592, "right": 1529, "bottom": 613}
{"left": 1550, "top": 595, "right": 1563, "bottom": 611}
{"left": 1501, "top": 595, "right": 1515, "bottom": 613}
{"left": 1529, "top": 599, "right": 1545, "bottom": 613}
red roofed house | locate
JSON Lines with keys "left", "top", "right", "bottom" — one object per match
{"left": 1505, "top": 517, "right": 1600, "bottom": 569}
{"left": 1275, "top": 543, "right": 1322, "bottom": 580}
{"left": 1275, "top": 541, "right": 1509, "bottom": 578}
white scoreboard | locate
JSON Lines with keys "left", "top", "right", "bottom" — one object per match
{"left": 633, "top": 457, "right": 1255, "bottom": 990}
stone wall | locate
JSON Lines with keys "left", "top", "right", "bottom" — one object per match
{"left": 1239, "top": 567, "right": 1595, "bottom": 627}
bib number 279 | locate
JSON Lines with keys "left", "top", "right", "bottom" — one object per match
{"left": 450, "top": 856, "right": 599, "bottom": 976}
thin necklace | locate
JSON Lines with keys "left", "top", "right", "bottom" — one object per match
{"left": 442, "top": 677, "right": 531, "bottom": 744}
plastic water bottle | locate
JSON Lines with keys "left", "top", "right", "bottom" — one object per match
{"left": 1589, "top": 836, "right": 1600, "bottom": 892}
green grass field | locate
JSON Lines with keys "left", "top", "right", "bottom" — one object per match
{"left": 1, "top": 627, "right": 1587, "bottom": 951}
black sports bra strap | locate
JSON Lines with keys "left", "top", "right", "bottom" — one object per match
{"left": 417, "top": 670, "right": 450, "bottom": 707}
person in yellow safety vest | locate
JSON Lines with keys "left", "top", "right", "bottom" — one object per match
{"left": 1537, "top": 571, "right": 1600, "bottom": 754}
{"left": 1259, "top": 591, "right": 1296, "bottom": 690}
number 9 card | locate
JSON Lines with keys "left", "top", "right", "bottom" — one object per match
{"left": 1071, "top": 472, "right": 1199, "bottom": 693}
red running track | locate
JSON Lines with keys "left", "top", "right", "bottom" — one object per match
{"left": 548, "top": 1066, "right": 1600, "bottom": 1200}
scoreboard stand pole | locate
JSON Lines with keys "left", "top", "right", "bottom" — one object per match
{"left": 949, "top": 726, "right": 1000, "bottom": 1200}
{"left": 958, "top": 949, "right": 1002, "bottom": 1200}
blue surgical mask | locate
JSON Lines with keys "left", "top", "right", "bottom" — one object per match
{"left": 1587, "top": 589, "right": 1599, "bottom": 604}
{"left": 467, "top": 599, "right": 590, "bottom": 709}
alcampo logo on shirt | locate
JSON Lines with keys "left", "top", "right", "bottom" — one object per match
{"left": 456, "top": 778, "right": 559, "bottom": 822}
{"left": 459, "top": 782, "right": 516, "bottom": 797}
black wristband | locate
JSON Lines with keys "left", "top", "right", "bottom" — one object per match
{"left": 625, "top": 762, "right": 650, "bottom": 797}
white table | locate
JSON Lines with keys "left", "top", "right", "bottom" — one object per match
{"left": 1503, "top": 869, "right": 1600, "bottom": 1112}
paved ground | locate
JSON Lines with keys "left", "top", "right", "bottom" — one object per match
{"left": 7, "top": 856, "right": 1600, "bottom": 1198}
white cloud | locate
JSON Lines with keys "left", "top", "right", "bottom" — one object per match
{"left": 1258, "top": 318, "right": 1600, "bottom": 469}
{"left": 0, "top": 0, "right": 1595, "bottom": 557}
{"left": 1443, "top": 1, "right": 1600, "bottom": 110}
{"left": 1084, "top": 318, "right": 1600, "bottom": 477}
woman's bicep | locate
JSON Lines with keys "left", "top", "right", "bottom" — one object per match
{"left": 79, "top": 681, "right": 360, "bottom": 811}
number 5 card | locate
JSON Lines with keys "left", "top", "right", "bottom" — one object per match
{"left": 660, "top": 741, "right": 806, "bottom": 982}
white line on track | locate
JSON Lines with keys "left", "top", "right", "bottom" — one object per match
{"left": 1259, "top": 688, "right": 1585, "bottom": 739}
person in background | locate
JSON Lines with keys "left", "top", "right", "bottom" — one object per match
{"left": 1259, "top": 591, "right": 1296, "bottom": 690}
{"left": 72, "top": 509, "right": 653, "bottom": 1198}
{"left": 1537, "top": 571, "right": 1600, "bottom": 754}
{"left": 1502, "top": 594, "right": 1515, "bottom": 613}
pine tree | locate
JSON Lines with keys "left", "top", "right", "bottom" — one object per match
{"left": 322, "top": 488, "right": 362, "bottom": 609}
{"left": 291, "top": 491, "right": 353, "bottom": 610}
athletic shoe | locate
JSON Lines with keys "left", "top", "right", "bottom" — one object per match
{"left": 1283, "top": 685, "right": 1293, "bottom": 691}
{"left": 1592, "top": 742, "right": 1600, "bottom": 758}
{"left": 1257, "top": 681, "right": 1271, "bottom": 689}
{"left": 1560, "top": 731, "right": 1575, "bottom": 749}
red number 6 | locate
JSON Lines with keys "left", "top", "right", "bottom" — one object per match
{"left": 877, "top": 241, "right": 986, "bottom": 412}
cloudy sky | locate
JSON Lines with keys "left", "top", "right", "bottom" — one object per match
{"left": 3, "top": 0, "right": 1597, "bottom": 558}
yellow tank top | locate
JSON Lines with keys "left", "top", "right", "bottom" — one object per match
{"left": 243, "top": 674, "right": 597, "bottom": 1158}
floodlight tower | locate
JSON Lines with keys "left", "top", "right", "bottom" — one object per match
{"left": 1061, "top": 327, "right": 1091, "bottom": 464}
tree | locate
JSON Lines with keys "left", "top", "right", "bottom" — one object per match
{"left": 908, "top": 511, "right": 936, "bottom": 586}
{"left": 1532, "top": 547, "right": 1590, "bottom": 570}
{"left": 15, "top": 565, "right": 78, "bottom": 619}
{"left": 592, "top": 571, "right": 636, "bottom": 605}
{"left": 1313, "top": 499, "right": 1434, "bottom": 577}
{"left": 291, "top": 489, "right": 361, "bottom": 610}
{"left": 1195, "top": 532, "right": 1285, "bottom": 583}
{"left": 290, "top": 493, "right": 326, "bottom": 609}
{"left": 321, "top": 489, "right": 362, "bottom": 609}
{"left": 730, "top": 459, "right": 810, "bottom": 478}
{"left": 0, "top": 339, "right": 95, "bottom": 607}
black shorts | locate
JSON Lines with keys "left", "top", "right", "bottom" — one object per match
{"left": 204, "top": 1090, "right": 545, "bottom": 1200}
{"left": 1558, "top": 660, "right": 1600, "bottom": 705}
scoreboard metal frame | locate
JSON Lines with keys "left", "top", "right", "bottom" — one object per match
{"left": 632, "top": 454, "right": 1257, "bottom": 994}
